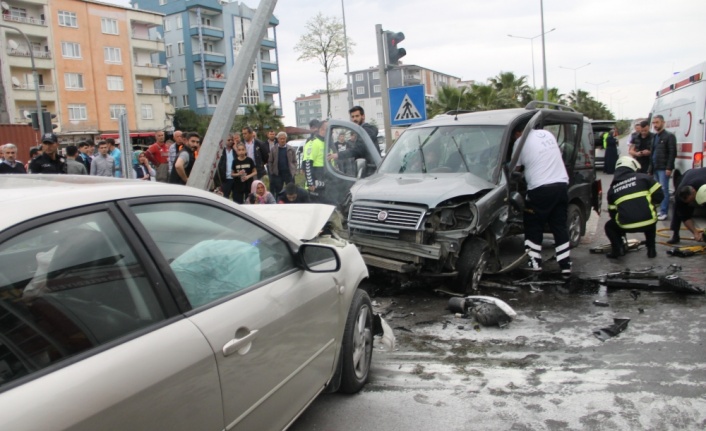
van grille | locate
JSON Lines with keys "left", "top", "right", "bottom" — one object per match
{"left": 349, "top": 204, "right": 425, "bottom": 230}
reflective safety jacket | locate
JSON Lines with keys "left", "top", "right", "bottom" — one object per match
{"left": 607, "top": 167, "right": 664, "bottom": 229}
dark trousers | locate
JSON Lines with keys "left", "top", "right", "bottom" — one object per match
{"left": 669, "top": 198, "right": 693, "bottom": 237}
{"left": 605, "top": 218, "right": 657, "bottom": 251}
{"left": 524, "top": 183, "right": 571, "bottom": 268}
{"left": 221, "top": 178, "right": 235, "bottom": 201}
{"left": 269, "top": 172, "right": 292, "bottom": 196}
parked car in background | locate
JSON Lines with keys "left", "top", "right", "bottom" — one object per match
{"left": 591, "top": 119, "right": 617, "bottom": 170}
{"left": 0, "top": 176, "right": 374, "bottom": 431}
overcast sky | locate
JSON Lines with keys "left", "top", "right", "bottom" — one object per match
{"left": 106, "top": 0, "right": 706, "bottom": 125}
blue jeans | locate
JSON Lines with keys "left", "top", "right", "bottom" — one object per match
{"left": 653, "top": 170, "right": 670, "bottom": 215}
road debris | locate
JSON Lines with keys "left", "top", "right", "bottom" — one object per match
{"left": 593, "top": 318, "right": 630, "bottom": 341}
{"left": 447, "top": 296, "right": 517, "bottom": 327}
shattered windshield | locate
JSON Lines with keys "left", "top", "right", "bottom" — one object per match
{"left": 379, "top": 125, "right": 505, "bottom": 182}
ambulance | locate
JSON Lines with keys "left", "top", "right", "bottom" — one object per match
{"left": 650, "top": 61, "right": 706, "bottom": 187}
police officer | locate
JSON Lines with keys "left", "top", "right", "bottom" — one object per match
{"left": 302, "top": 120, "right": 326, "bottom": 199}
{"left": 517, "top": 129, "right": 572, "bottom": 276}
{"left": 605, "top": 156, "right": 664, "bottom": 258}
{"left": 28, "top": 133, "right": 67, "bottom": 174}
{"left": 666, "top": 167, "right": 706, "bottom": 244}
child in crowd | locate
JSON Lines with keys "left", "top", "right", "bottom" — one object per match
{"left": 232, "top": 142, "right": 256, "bottom": 204}
{"left": 247, "top": 180, "right": 276, "bottom": 204}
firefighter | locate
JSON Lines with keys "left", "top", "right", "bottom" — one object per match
{"left": 667, "top": 167, "right": 706, "bottom": 244}
{"left": 517, "top": 129, "right": 572, "bottom": 276}
{"left": 605, "top": 156, "right": 664, "bottom": 258}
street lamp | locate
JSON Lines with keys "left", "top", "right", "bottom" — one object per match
{"left": 586, "top": 79, "right": 609, "bottom": 99}
{"left": 0, "top": 23, "right": 44, "bottom": 136}
{"left": 341, "top": 0, "right": 353, "bottom": 110}
{"left": 559, "top": 62, "right": 591, "bottom": 104}
{"left": 508, "top": 27, "right": 556, "bottom": 89}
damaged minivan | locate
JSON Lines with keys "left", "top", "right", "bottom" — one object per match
{"left": 345, "top": 102, "right": 602, "bottom": 293}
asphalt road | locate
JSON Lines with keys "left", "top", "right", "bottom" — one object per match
{"left": 290, "top": 172, "right": 706, "bottom": 431}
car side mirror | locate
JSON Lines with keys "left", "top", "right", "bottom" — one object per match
{"left": 299, "top": 244, "right": 340, "bottom": 273}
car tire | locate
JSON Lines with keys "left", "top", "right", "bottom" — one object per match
{"left": 339, "top": 289, "right": 373, "bottom": 394}
{"left": 453, "top": 237, "right": 490, "bottom": 295}
{"left": 567, "top": 203, "right": 584, "bottom": 249}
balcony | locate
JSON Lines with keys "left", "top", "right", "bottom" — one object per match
{"left": 137, "top": 89, "right": 168, "bottom": 96}
{"left": 191, "top": 51, "right": 226, "bottom": 65}
{"left": 134, "top": 63, "right": 168, "bottom": 78}
{"left": 261, "top": 37, "right": 276, "bottom": 49}
{"left": 6, "top": 48, "right": 51, "bottom": 59}
{"left": 5, "top": 49, "right": 53, "bottom": 69}
{"left": 195, "top": 78, "right": 226, "bottom": 91}
{"left": 189, "top": 25, "right": 224, "bottom": 40}
{"left": 262, "top": 84, "right": 279, "bottom": 94}
{"left": 260, "top": 61, "right": 277, "bottom": 71}
{"left": 2, "top": 13, "right": 46, "bottom": 27}
{"left": 131, "top": 36, "right": 164, "bottom": 52}
{"left": 12, "top": 84, "right": 56, "bottom": 102}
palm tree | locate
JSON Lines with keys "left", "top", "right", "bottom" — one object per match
{"left": 534, "top": 87, "right": 566, "bottom": 105}
{"left": 233, "top": 102, "right": 284, "bottom": 140}
{"left": 489, "top": 71, "right": 532, "bottom": 107}
{"left": 468, "top": 83, "right": 507, "bottom": 111}
{"left": 427, "top": 85, "right": 469, "bottom": 117}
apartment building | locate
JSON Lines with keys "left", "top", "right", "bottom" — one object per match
{"left": 0, "top": 0, "right": 172, "bottom": 143}
{"left": 293, "top": 89, "right": 351, "bottom": 129}
{"left": 136, "top": 0, "right": 282, "bottom": 117}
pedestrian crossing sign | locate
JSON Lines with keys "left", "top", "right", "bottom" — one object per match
{"left": 389, "top": 84, "right": 427, "bottom": 126}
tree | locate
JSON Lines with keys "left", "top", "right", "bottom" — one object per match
{"left": 173, "top": 109, "right": 210, "bottom": 136}
{"left": 567, "top": 90, "right": 614, "bottom": 120}
{"left": 233, "top": 102, "right": 284, "bottom": 140}
{"left": 294, "top": 13, "right": 354, "bottom": 118}
{"left": 427, "top": 85, "right": 469, "bottom": 117}
{"left": 489, "top": 71, "right": 532, "bottom": 107}
{"left": 533, "top": 87, "right": 566, "bottom": 105}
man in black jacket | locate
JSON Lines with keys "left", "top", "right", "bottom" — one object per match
{"left": 349, "top": 106, "right": 380, "bottom": 154}
{"left": 0, "top": 143, "right": 27, "bottom": 174}
{"left": 650, "top": 115, "right": 677, "bottom": 220}
{"left": 242, "top": 126, "right": 269, "bottom": 180}
{"left": 216, "top": 134, "right": 237, "bottom": 199}
{"left": 605, "top": 156, "right": 664, "bottom": 258}
{"left": 666, "top": 167, "right": 706, "bottom": 244}
{"left": 628, "top": 120, "right": 653, "bottom": 173}
{"left": 169, "top": 132, "right": 201, "bottom": 185}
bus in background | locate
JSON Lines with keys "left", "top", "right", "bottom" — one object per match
{"left": 650, "top": 61, "right": 706, "bottom": 188}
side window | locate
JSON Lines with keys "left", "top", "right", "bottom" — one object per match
{"left": 543, "top": 123, "right": 578, "bottom": 168}
{"left": 0, "top": 212, "right": 165, "bottom": 388}
{"left": 576, "top": 123, "right": 594, "bottom": 168}
{"left": 132, "top": 202, "right": 295, "bottom": 308}
{"left": 327, "top": 125, "right": 375, "bottom": 179}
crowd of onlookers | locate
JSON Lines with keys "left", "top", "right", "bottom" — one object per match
{"left": 0, "top": 127, "right": 311, "bottom": 205}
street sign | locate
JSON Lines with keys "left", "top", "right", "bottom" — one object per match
{"left": 389, "top": 84, "right": 426, "bottom": 126}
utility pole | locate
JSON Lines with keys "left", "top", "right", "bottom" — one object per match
{"left": 188, "top": 0, "right": 278, "bottom": 190}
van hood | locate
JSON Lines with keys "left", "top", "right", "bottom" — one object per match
{"left": 351, "top": 173, "right": 494, "bottom": 207}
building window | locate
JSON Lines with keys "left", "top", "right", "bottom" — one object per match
{"left": 165, "top": 44, "right": 173, "bottom": 57}
{"left": 159, "top": 0, "right": 167, "bottom": 5}
{"left": 107, "top": 76, "right": 124, "bottom": 91}
{"left": 58, "top": 11, "right": 78, "bottom": 28}
{"left": 168, "top": 70, "right": 175, "bottom": 83}
{"left": 68, "top": 104, "right": 87, "bottom": 121}
{"left": 135, "top": 79, "right": 143, "bottom": 93}
{"left": 372, "top": 71, "right": 379, "bottom": 79}
{"left": 170, "top": 96, "right": 177, "bottom": 107}
{"left": 61, "top": 42, "right": 81, "bottom": 58}
{"left": 355, "top": 73, "right": 363, "bottom": 82}
{"left": 376, "top": 99, "right": 382, "bottom": 106}
{"left": 101, "top": 18, "right": 118, "bottom": 35}
{"left": 182, "top": 95, "right": 189, "bottom": 106}
{"left": 180, "top": 68, "right": 186, "bottom": 81}
{"left": 209, "top": 94, "right": 219, "bottom": 105}
{"left": 164, "top": 17, "right": 171, "bottom": 32}
{"left": 373, "top": 84, "right": 381, "bottom": 93}
{"left": 177, "top": 41, "right": 184, "bottom": 55}
{"left": 176, "top": 15, "right": 183, "bottom": 29}
{"left": 299, "top": 109, "right": 305, "bottom": 114}
{"left": 64, "top": 73, "right": 84, "bottom": 90}
{"left": 109, "top": 104, "right": 127, "bottom": 120}
{"left": 104, "top": 47, "right": 122, "bottom": 63}
{"left": 377, "top": 112, "right": 383, "bottom": 120}
{"left": 10, "top": 7, "right": 27, "bottom": 19}
{"left": 141, "top": 104, "right": 154, "bottom": 120}
{"left": 356, "top": 86, "right": 364, "bottom": 95}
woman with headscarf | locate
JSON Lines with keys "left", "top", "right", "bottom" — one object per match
{"left": 246, "top": 179, "right": 276, "bottom": 204}
{"left": 133, "top": 150, "right": 156, "bottom": 181}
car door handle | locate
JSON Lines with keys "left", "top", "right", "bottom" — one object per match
{"left": 222, "top": 329, "right": 259, "bottom": 357}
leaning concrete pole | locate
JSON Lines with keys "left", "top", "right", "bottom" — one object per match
{"left": 188, "top": 0, "right": 278, "bottom": 190}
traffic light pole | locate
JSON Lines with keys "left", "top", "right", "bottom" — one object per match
{"left": 376, "top": 24, "right": 392, "bottom": 149}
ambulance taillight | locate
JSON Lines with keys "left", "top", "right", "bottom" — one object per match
{"left": 694, "top": 152, "right": 704, "bottom": 169}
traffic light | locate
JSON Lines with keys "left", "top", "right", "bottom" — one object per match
{"left": 29, "top": 112, "right": 58, "bottom": 131}
{"left": 385, "top": 31, "right": 406, "bottom": 66}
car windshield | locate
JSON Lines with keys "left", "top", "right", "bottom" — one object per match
{"left": 379, "top": 125, "right": 505, "bottom": 182}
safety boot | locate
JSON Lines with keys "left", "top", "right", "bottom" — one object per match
{"left": 647, "top": 246, "right": 657, "bottom": 258}
{"left": 606, "top": 244, "right": 625, "bottom": 259}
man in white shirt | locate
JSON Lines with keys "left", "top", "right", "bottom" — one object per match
{"left": 517, "top": 129, "right": 571, "bottom": 276}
